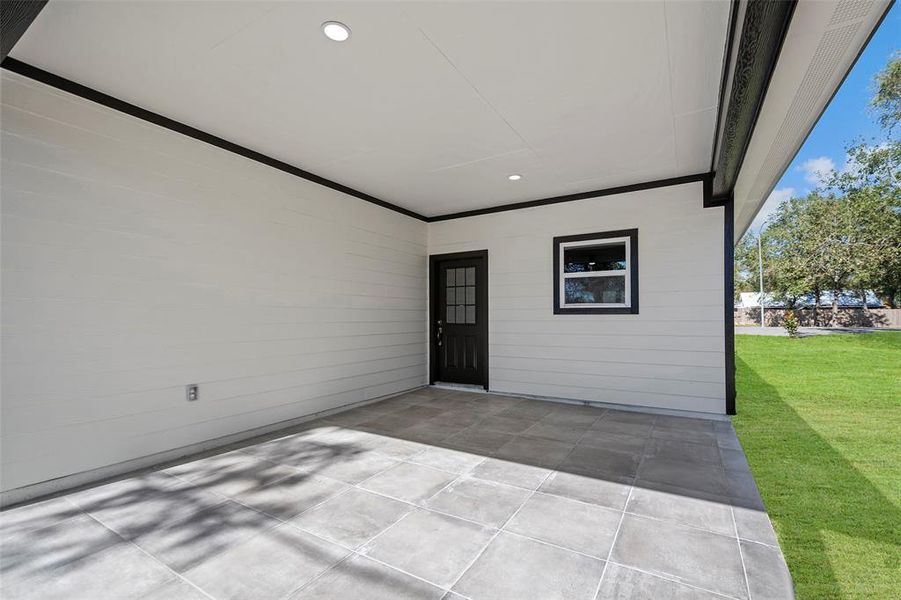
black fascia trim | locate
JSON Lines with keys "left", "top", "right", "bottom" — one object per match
{"left": 553, "top": 229, "right": 639, "bottom": 315}
{"left": 429, "top": 250, "right": 489, "bottom": 390}
{"left": 709, "top": 0, "right": 741, "bottom": 174}
{"left": 702, "top": 172, "right": 717, "bottom": 207}
{"left": 2, "top": 61, "right": 725, "bottom": 223}
{"left": 0, "top": 58, "right": 429, "bottom": 222}
{"left": 712, "top": 0, "right": 797, "bottom": 199}
{"left": 723, "top": 194, "right": 736, "bottom": 415}
{"left": 428, "top": 173, "right": 710, "bottom": 222}
{"left": 1, "top": 1, "right": 47, "bottom": 61}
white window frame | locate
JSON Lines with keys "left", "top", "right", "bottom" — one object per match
{"left": 559, "top": 236, "right": 631, "bottom": 309}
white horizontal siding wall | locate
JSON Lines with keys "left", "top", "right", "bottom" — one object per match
{"left": 0, "top": 73, "right": 428, "bottom": 492}
{"left": 428, "top": 182, "right": 726, "bottom": 414}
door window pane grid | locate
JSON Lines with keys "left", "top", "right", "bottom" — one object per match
{"left": 445, "top": 267, "right": 476, "bottom": 324}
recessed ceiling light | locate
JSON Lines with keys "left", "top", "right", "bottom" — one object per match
{"left": 508, "top": 174, "right": 522, "bottom": 181}
{"left": 322, "top": 21, "right": 351, "bottom": 42}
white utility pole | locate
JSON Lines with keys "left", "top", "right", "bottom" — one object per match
{"left": 758, "top": 233, "right": 765, "bottom": 327}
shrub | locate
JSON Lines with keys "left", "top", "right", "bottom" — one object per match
{"left": 783, "top": 311, "right": 800, "bottom": 338}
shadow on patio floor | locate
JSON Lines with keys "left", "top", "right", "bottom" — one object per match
{"left": 1, "top": 386, "right": 800, "bottom": 599}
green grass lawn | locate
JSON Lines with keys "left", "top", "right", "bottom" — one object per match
{"left": 733, "top": 332, "right": 900, "bottom": 599}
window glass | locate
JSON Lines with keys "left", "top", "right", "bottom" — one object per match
{"left": 447, "top": 305, "right": 455, "bottom": 323}
{"left": 465, "top": 267, "right": 476, "bottom": 285}
{"left": 563, "top": 243, "right": 626, "bottom": 273}
{"left": 446, "top": 287, "right": 456, "bottom": 305}
{"left": 465, "top": 306, "right": 476, "bottom": 324}
{"left": 555, "top": 230, "right": 637, "bottom": 313}
{"left": 564, "top": 276, "right": 626, "bottom": 304}
{"left": 456, "top": 305, "right": 466, "bottom": 323}
{"left": 446, "top": 268, "right": 456, "bottom": 286}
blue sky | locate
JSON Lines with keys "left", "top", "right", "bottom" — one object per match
{"left": 748, "top": 3, "right": 900, "bottom": 233}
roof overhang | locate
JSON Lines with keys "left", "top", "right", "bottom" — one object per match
{"left": 0, "top": 1, "right": 892, "bottom": 228}
{"left": 728, "top": 0, "right": 893, "bottom": 241}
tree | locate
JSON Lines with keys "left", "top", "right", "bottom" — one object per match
{"left": 736, "top": 52, "right": 901, "bottom": 322}
{"left": 762, "top": 194, "right": 836, "bottom": 324}
{"left": 871, "top": 52, "right": 901, "bottom": 131}
{"left": 826, "top": 142, "right": 901, "bottom": 308}
{"left": 733, "top": 231, "right": 760, "bottom": 302}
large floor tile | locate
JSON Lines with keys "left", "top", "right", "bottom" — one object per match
{"left": 636, "top": 456, "right": 730, "bottom": 497}
{"left": 626, "top": 486, "right": 735, "bottom": 536}
{"left": 523, "top": 421, "right": 589, "bottom": 444}
{"left": 470, "top": 458, "right": 552, "bottom": 490}
{"left": 493, "top": 436, "right": 575, "bottom": 468}
{"left": 131, "top": 500, "right": 279, "bottom": 572}
{"left": 408, "top": 447, "right": 486, "bottom": 474}
{"left": 291, "top": 488, "right": 411, "bottom": 548}
{"left": 643, "top": 438, "right": 722, "bottom": 466}
{"left": 595, "top": 563, "right": 724, "bottom": 599}
{"left": 504, "top": 492, "right": 621, "bottom": 558}
{"left": 540, "top": 407, "right": 604, "bottom": 428}
{"left": 474, "top": 414, "right": 537, "bottom": 435}
{"left": 369, "top": 437, "right": 430, "bottom": 460}
{"left": 291, "top": 554, "right": 445, "bottom": 600}
{"left": 359, "top": 463, "right": 457, "bottom": 503}
{"left": 741, "top": 540, "right": 794, "bottom": 599}
{"left": 601, "top": 410, "right": 657, "bottom": 426}
{"left": 733, "top": 504, "right": 779, "bottom": 546}
{"left": 359, "top": 413, "right": 428, "bottom": 434}
{"left": 720, "top": 448, "right": 751, "bottom": 472}
{"left": 589, "top": 419, "right": 653, "bottom": 438}
{"left": 651, "top": 427, "right": 718, "bottom": 446}
{"left": 167, "top": 452, "right": 299, "bottom": 497}
{"left": 577, "top": 430, "right": 649, "bottom": 454}
{"left": 312, "top": 451, "right": 399, "bottom": 484}
{"left": 400, "top": 420, "right": 470, "bottom": 444}
{"left": 425, "top": 476, "right": 530, "bottom": 527}
{"left": 560, "top": 445, "right": 641, "bottom": 480}
{"left": 610, "top": 514, "right": 747, "bottom": 599}
{"left": 139, "top": 579, "right": 212, "bottom": 600}
{"left": 0, "top": 389, "right": 780, "bottom": 600}
{"left": 232, "top": 473, "right": 346, "bottom": 520}
{"left": 75, "top": 477, "right": 228, "bottom": 539}
{"left": 653, "top": 415, "right": 717, "bottom": 434}
{"left": 1, "top": 513, "right": 121, "bottom": 588}
{"left": 0, "top": 496, "right": 81, "bottom": 537}
{"left": 444, "top": 428, "right": 515, "bottom": 454}
{"left": 392, "top": 405, "right": 449, "bottom": 421}
{"left": 362, "top": 509, "right": 493, "bottom": 588}
{"left": 183, "top": 523, "right": 348, "bottom": 600}
{"left": 539, "top": 471, "right": 632, "bottom": 511}
{"left": 496, "top": 401, "right": 558, "bottom": 421}
{"left": 453, "top": 531, "right": 605, "bottom": 600}
{"left": 1, "top": 542, "right": 174, "bottom": 600}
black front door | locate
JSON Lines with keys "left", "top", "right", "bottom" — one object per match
{"left": 430, "top": 251, "right": 488, "bottom": 388}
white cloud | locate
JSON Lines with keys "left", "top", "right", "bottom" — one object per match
{"left": 797, "top": 156, "right": 836, "bottom": 186}
{"left": 750, "top": 187, "right": 794, "bottom": 232}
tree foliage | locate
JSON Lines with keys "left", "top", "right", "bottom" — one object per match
{"left": 740, "top": 53, "right": 901, "bottom": 315}
{"left": 871, "top": 52, "right": 901, "bottom": 131}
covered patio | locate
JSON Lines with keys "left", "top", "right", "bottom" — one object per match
{"left": 1, "top": 388, "right": 790, "bottom": 600}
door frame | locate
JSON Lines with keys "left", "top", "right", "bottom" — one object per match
{"left": 429, "top": 249, "right": 489, "bottom": 390}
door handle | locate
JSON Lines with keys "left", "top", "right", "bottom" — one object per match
{"left": 436, "top": 320, "right": 443, "bottom": 346}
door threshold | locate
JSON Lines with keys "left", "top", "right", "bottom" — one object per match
{"left": 431, "top": 382, "right": 486, "bottom": 392}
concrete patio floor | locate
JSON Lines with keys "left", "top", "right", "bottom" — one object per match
{"left": 0, "top": 387, "right": 793, "bottom": 599}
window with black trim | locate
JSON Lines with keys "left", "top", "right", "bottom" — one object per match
{"left": 553, "top": 229, "right": 639, "bottom": 314}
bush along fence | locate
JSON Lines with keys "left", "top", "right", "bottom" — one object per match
{"left": 734, "top": 307, "right": 901, "bottom": 328}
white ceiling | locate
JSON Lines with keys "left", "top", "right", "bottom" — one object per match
{"left": 12, "top": 1, "right": 730, "bottom": 217}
